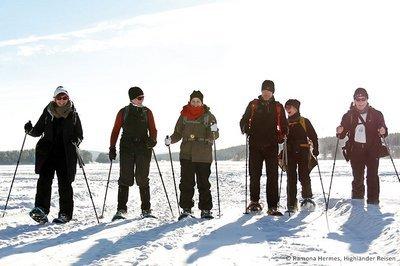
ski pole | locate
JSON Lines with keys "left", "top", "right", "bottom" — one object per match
{"left": 278, "top": 170, "right": 283, "bottom": 208}
{"left": 74, "top": 144, "right": 100, "bottom": 224}
{"left": 100, "top": 160, "right": 113, "bottom": 219}
{"left": 315, "top": 158, "right": 328, "bottom": 207}
{"left": 382, "top": 137, "right": 400, "bottom": 183}
{"left": 152, "top": 149, "right": 174, "bottom": 218}
{"left": 213, "top": 133, "right": 221, "bottom": 218}
{"left": 278, "top": 137, "right": 288, "bottom": 207}
{"left": 326, "top": 138, "right": 339, "bottom": 212}
{"left": 244, "top": 135, "right": 249, "bottom": 214}
{"left": 2, "top": 133, "right": 27, "bottom": 218}
{"left": 168, "top": 145, "right": 180, "bottom": 215}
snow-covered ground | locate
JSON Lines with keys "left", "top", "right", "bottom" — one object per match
{"left": 0, "top": 159, "right": 399, "bottom": 265}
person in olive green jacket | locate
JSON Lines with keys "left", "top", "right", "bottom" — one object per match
{"left": 165, "top": 90, "right": 219, "bottom": 219}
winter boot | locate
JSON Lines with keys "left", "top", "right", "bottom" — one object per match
{"left": 29, "top": 207, "right": 48, "bottom": 224}
{"left": 112, "top": 209, "right": 127, "bottom": 221}
{"left": 300, "top": 198, "right": 316, "bottom": 211}
{"left": 246, "top": 201, "right": 263, "bottom": 213}
{"left": 267, "top": 207, "right": 283, "bottom": 216}
{"left": 141, "top": 209, "right": 156, "bottom": 219}
{"left": 286, "top": 203, "right": 298, "bottom": 214}
{"left": 178, "top": 209, "right": 193, "bottom": 220}
{"left": 200, "top": 210, "right": 214, "bottom": 219}
{"left": 53, "top": 213, "right": 71, "bottom": 224}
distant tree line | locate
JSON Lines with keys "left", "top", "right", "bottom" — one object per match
{"left": 0, "top": 149, "right": 93, "bottom": 165}
{"left": 2, "top": 133, "right": 398, "bottom": 164}
{"left": 156, "top": 133, "right": 400, "bottom": 161}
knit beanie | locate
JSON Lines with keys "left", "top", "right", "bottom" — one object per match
{"left": 261, "top": 80, "right": 275, "bottom": 93}
{"left": 353, "top": 88, "right": 368, "bottom": 100}
{"left": 190, "top": 90, "right": 204, "bottom": 102}
{"left": 285, "top": 99, "right": 301, "bottom": 111}
{"left": 129, "top": 86, "right": 144, "bottom": 100}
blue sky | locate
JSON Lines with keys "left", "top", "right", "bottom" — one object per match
{"left": 0, "top": 0, "right": 216, "bottom": 40}
{"left": 1, "top": 0, "right": 400, "bottom": 152}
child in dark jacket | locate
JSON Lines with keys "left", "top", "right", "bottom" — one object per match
{"left": 284, "top": 99, "right": 318, "bottom": 212}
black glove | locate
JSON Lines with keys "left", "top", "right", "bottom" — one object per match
{"left": 71, "top": 136, "right": 82, "bottom": 146}
{"left": 109, "top": 147, "right": 116, "bottom": 160}
{"left": 146, "top": 137, "right": 157, "bottom": 149}
{"left": 24, "top": 121, "right": 33, "bottom": 133}
{"left": 313, "top": 148, "right": 319, "bottom": 157}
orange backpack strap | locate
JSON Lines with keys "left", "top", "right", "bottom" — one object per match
{"left": 275, "top": 103, "right": 285, "bottom": 142}
{"left": 248, "top": 99, "right": 258, "bottom": 131}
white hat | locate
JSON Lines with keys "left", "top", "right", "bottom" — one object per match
{"left": 53, "top": 86, "right": 69, "bottom": 98}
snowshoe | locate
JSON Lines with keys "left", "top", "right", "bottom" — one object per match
{"left": 29, "top": 207, "right": 48, "bottom": 224}
{"left": 300, "top": 198, "right": 316, "bottom": 211}
{"left": 178, "top": 209, "right": 194, "bottom": 220}
{"left": 267, "top": 207, "right": 283, "bottom": 216}
{"left": 285, "top": 205, "right": 298, "bottom": 216}
{"left": 246, "top": 201, "right": 263, "bottom": 214}
{"left": 200, "top": 210, "right": 214, "bottom": 219}
{"left": 53, "top": 213, "right": 71, "bottom": 224}
{"left": 141, "top": 209, "right": 157, "bottom": 219}
{"left": 111, "top": 210, "right": 127, "bottom": 222}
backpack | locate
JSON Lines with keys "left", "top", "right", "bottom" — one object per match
{"left": 122, "top": 105, "right": 148, "bottom": 126}
{"left": 248, "top": 99, "right": 285, "bottom": 142}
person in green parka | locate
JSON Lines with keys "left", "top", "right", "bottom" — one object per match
{"left": 165, "top": 90, "right": 219, "bottom": 219}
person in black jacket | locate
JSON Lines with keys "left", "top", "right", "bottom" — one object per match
{"left": 239, "top": 80, "right": 288, "bottom": 215}
{"left": 336, "top": 88, "right": 387, "bottom": 205}
{"left": 109, "top": 87, "right": 157, "bottom": 221}
{"left": 24, "top": 86, "right": 83, "bottom": 224}
{"left": 284, "top": 99, "right": 319, "bottom": 212}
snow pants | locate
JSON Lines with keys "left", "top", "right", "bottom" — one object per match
{"left": 179, "top": 159, "right": 213, "bottom": 211}
{"left": 117, "top": 148, "right": 151, "bottom": 211}
{"left": 249, "top": 143, "right": 279, "bottom": 209}
{"left": 35, "top": 155, "right": 73, "bottom": 219}
{"left": 350, "top": 143, "right": 380, "bottom": 204}
{"left": 286, "top": 149, "right": 313, "bottom": 208}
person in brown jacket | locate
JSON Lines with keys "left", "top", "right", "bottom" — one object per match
{"left": 165, "top": 90, "right": 219, "bottom": 219}
{"left": 336, "top": 88, "right": 387, "bottom": 205}
{"left": 109, "top": 86, "right": 157, "bottom": 220}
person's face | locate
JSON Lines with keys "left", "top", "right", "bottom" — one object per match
{"left": 190, "top": 97, "right": 203, "bottom": 107}
{"left": 131, "top": 95, "right": 144, "bottom": 106}
{"left": 285, "top": 105, "right": 298, "bottom": 117}
{"left": 261, "top": 89, "right": 273, "bottom": 100}
{"left": 54, "top": 93, "right": 69, "bottom": 107}
{"left": 354, "top": 97, "right": 368, "bottom": 111}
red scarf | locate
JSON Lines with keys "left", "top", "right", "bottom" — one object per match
{"left": 181, "top": 103, "right": 205, "bottom": 121}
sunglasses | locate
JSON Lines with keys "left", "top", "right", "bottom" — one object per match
{"left": 355, "top": 97, "right": 367, "bottom": 102}
{"left": 136, "top": 96, "right": 144, "bottom": 100}
{"left": 56, "top": 96, "right": 69, "bottom": 101}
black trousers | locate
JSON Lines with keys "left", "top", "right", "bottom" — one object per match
{"left": 286, "top": 149, "right": 313, "bottom": 208}
{"left": 179, "top": 159, "right": 213, "bottom": 211}
{"left": 117, "top": 149, "right": 151, "bottom": 211}
{"left": 35, "top": 156, "right": 73, "bottom": 218}
{"left": 249, "top": 144, "right": 279, "bottom": 208}
{"left": 350, "top": 143, "right": 380, "bottom": 204}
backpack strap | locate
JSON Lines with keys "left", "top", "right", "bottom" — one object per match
{"left": 299, "top": 116, "right": 307, "bottom": 133}
{"left": 123, "top": 105, "right": 130, "bottom": 126}
{"left": 248, "top": 99, "right": 258, "bottom": 131}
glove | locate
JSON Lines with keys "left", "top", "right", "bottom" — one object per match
{"left": 165, "top": 135, "right": 172, "bottom": 146}
{"left": 109, "top": 147, "right": 116, "bottom": 161}
{"left": 210, "top": 123, "right": 218, "bottom": 132}
{"left": 312, "top": 148, "right": 319, "bottom": 157}
{"left": 71, "top": 136, "right": 82, "bottom": 146}
{"left": 241, "top": 124, "right": 249, "bottom": 135}
{"left": 146, "top": 137, "right": 157, "bottom": 149}
{"left": 24, "top": 121, "right": 33, "bottom": 133}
